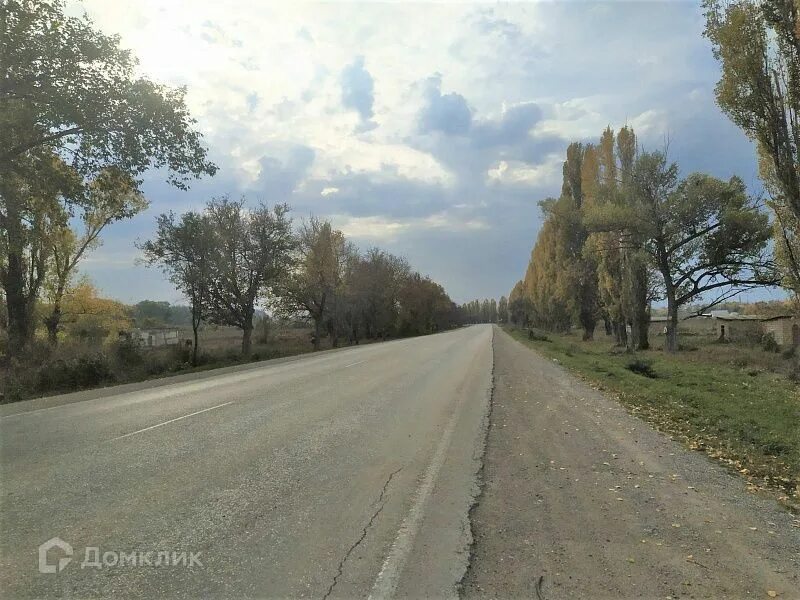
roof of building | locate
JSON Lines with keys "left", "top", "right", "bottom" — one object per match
{"left": 761, "top": 314, "right": 797, "bottom": 322}
{"left": 714, "top": 315, "right": 763, "bottom": 321}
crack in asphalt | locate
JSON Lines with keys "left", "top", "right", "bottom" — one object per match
{"left": 457, "top": 326, "right": 496, "bottom": 596}
{"left": 322, "top": 466, "right": 404, "bottom": 600}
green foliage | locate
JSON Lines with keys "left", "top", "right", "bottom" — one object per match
{"left": 459, "top": 298, "right": 498, "bottom": 324}
{"left": 1, "top": 0, "right": 214, "bottom": 355}
{"left": 527, "top": 328, "right": 550, "bottom": 342}
{"left": 37, "top": 354, "right": 116, "bottom": 392}
{"left": 761, "top": 332, "right": 780, "bottom": 353}
{"left": 203, "top": 197, "right": 295, "bottom": 356}
{"left": 704, "top": 0, "right": 800, "bottom": 302}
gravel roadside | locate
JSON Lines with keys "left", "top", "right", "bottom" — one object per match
{"left": 461, "top": 326, "right": 800, "bottom": 599}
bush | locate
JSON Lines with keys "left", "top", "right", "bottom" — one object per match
{"left": 789, "top": 362, "right": 800, "bottom": 384}
{"left": 112, "top": 338, "right": 145, "bottom": 366}
{"left": 761, "top": 332, "right": 780, "bottom": 353}
{"left": 626, "top": 357, "right": 658, "bottom": 378}
{"left": 527, "top": 328, "right": 551, "bottom": 342}
{"left": 37, "top": 354, "right": 116, "bottom": 393}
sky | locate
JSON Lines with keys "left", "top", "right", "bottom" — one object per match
{"left": 67, "top": 0, "right": 775, "bottom": 305}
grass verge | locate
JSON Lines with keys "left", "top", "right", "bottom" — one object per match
{"left": 503, "top": 326, "right": 800, "bottom": 511}
{"left": 0, "top": 328, "right": 376, "bottom": 404}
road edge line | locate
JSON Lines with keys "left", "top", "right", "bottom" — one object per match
{"left": 456, "top": 324, "right": 497, "bottom": 596}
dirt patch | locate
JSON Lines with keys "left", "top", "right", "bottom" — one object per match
{"left": 461, "top": 327, "right": 800, "bottom": 599}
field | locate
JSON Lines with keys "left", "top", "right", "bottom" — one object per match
{"left": 504, "top": 326, "right": 800, "bottom": 510}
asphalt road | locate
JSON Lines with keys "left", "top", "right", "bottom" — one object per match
{"left": 0, "top": 325, "right": 493, "bottom": 599}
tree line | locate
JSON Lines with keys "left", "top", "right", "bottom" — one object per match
{"left": 509, "top": 0, "right": 799, "bottom": 353}
{"left": 458, "top": 298, "right": 508, "bottom": 325}
{"left": 141, "top": 201, "right": 459, "bottom": 362}
{"left": 0, "top": 1, "right": 460, "bottom": 362}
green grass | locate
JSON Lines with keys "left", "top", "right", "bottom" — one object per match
{"left": 504, "top": 326, "right": 800, "bottom": 509}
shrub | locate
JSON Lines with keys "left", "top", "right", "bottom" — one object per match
{"left": 789, "top": 362, "right": 800, "bottom": 384}
{"left": 37, "top": 354, "right": 116, "bottom": 393}
{"left": 528, "top": 328, "right": 551, "bottom": 342}
{"left": 626, "top": 358, "right": 658, "bottom": 378}
{"left": 761, "top": 332, "right": 780, "bottom": 353}
{"left": 112, "top": 338, "right": 145, "bottom": 366}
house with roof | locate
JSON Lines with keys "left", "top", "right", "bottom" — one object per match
{"left": 761, "top": 315, "right": 800, "bottom": 348}
{"left": 713, "top": 314, "right": 763, "bottom": 343}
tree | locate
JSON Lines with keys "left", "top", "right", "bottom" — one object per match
{"left": 280, "top": 218, "right": 353, "bottom": 350}
{"left": 563, "top": 143, "right": 600, "bottom": 339}
{"left": 507, "top": 280, "right": 531, "bottom": 326}
{"left": 0, "top": 153, "right": 80, "bottom": 352}
{"left": 584, "top": 126, "right": 653, "bottom": 350}
{"left": 56, "top": 277, "right": 131, "bottom": 345}
{"left": 704, "top": 0, "right": 800, "bottom": 308}
{"left": 139, "top": 210, "right": 215, "bottom": 365}
{"left": 204, "top": 197, "right": 294, "bottom": 357}
{"left": 521, "top": 142, "right": 600, "bottom": 338}
{"left": 704, "top": 0, "right": 800, "bottom": 221}
{"left": 397, "top": 273, "right": 455, "bottom": 335}
{"left": 633, "top": 152, "right": 778, "bottom": 351}
{"left": 0, "top": 0, "right": 215, "bottom": 354}
{"left": 44, "top": 168, "right": 146, "bottom": 343}
{"left": 349, "top": 248, "right": 409, "bottom": 339}
{"left": 498, "top": 296, "right": 508, "bottom": 323}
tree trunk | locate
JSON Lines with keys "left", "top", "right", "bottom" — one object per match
{"left": 665, "top": 290, "right": 679, "bottom": 353}
{"left": 45, "top": 283, "right": 66, "bottom": 345}
{"left": 636, "top": 306, "right": 650, "bottom": 351}
{"left": 617, "top": 319, "right": 628, "bottom": 348}
{"left": 327, "top": 320, "right": 338, "bottom": 348}
{"left": 241, "top": 320, "right": 253, "bottom": 357}
{"left": 313, "top": 317, "right": 322, "bottom": 351}
{"left": 44, "top": 305, "right": 60, "bottom": 345}
{"left": 603, "top": 316, "right": 612, "bottom": 336}
{"left": 192, "top": 323, "right": 199, "bottom": 366}
{"left": 4, "top": 202, "right": 33, "bottom": 355}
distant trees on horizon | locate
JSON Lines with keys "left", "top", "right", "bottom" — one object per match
{"left": 141, "top": 197, "right": 461, "bottom": 362}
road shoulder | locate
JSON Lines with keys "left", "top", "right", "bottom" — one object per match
{"left": 461, "top": 326, "right": 800, "bottom": 599}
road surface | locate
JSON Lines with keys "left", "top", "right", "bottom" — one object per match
{"left": 3, "top": 324, "right": 799, "bottom": 599}
{"left": 0, "top": 325, "right": 493, "bottom": 598}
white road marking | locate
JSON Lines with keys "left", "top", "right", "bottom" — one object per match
{"left": 369, "top": 394, "right": 464, "bottom": 599}
{"left": 109, "top": 402, "right": 233, "bottom": 441}
{"left": 0, "top": 403, "right": 71, "bottom": 420}
{"left": 343, "top": 360, "right": 366, "bottom": 368}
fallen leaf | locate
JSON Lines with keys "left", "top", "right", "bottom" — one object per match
{"left": 767, "top": 591, "right": 779, "bottom": 598}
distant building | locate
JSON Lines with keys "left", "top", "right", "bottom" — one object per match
{"left": 647, "top": 314, "right": 714, "bottom": 337}
{"left": 126, "top": 327, "right": 186, "bottom": 349}
{"left": 714, "top": 315, "right": 762, "bottom": 343}
{"left": 761, "top": 315, "right": 800, "bottom": 348}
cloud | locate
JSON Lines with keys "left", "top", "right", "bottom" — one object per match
{"left": 418, "top": 74, "right": 472, "bottom": 136}
{"left": 70, "top": 0, "right": 761, "bottom": 304}
{"left": 486, "top": 157, "right": 562, "bottom": 188}
{"left": 334, "top": 212, "right": 489, "bottom": 242}
{"left": 341, "top": 55, "right": 376, "bottom": 130}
